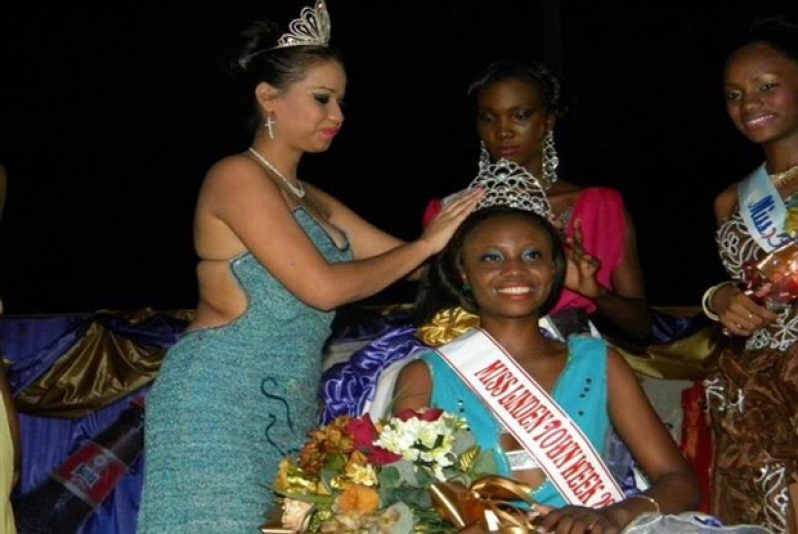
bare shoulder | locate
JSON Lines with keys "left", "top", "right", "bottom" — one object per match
{"left": 397, "top": 359, "right": 432, "bottom": 383}
{"left": 202, "top": 154, "right": 265, "bottom": 190}
{"left": 393, "top": 358, "right": 433, "bottom": 411}
{"left": 198, "top": 154, "right": 285, "bottom": 207}
{"left": 714, "top": 182, "right": 739, "bottom": 225}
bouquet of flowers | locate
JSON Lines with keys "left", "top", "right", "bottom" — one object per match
{"left": 261, "top": 408, "right": 498, "bottom": 533}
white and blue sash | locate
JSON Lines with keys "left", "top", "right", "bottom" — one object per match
{"left": 738, "top": 163, "right": 792, "bottom": 252}
{"left": 436, "top": 329, "right": 624, "bottom": 508}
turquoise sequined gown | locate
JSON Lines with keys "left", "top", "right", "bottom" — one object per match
{"left": 138, "top": 208, "right": 352, "bottom": 533}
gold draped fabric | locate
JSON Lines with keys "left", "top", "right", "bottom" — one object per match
{"left": 14, "top": 308, "right": 193, "bottom": 418}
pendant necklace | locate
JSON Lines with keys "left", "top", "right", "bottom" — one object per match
{"left": 247, "top": 147, "right": 305, "bottom": 198}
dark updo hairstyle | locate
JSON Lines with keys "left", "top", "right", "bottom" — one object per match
{"left": 414, "top": 206, "right": 567, "bottom": 325}
{"left": 234, "top": 19, "right": 343, "bottom": 136}
{"left": 726, "top": 15, "right": 798, "bottom": 69}
{"left": 466, "top": 60, "right": 569, "bottom": 119}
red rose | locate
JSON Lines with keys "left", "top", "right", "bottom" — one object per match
{"left": 418, "top": 408, "right": 444, "bottom": 422}
{"left": 345, "top": 416, "right": 379, "bottom": 449}
{"left": 367, "top": 446, "right": 402, "bottom": 466}
{"left": 395, "top": 407, "right": 444, "bottom": 422}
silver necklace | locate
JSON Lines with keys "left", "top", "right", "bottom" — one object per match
{"left": 247, "top": 147, "right": 305, "bottom": 198}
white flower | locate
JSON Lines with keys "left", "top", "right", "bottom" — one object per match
{"left": 376, "top": 424, "right": 413, "bottom": 452}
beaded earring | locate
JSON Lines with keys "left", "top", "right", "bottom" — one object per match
{"left": 541, "top": 130, "right": 559, "bottom": 189}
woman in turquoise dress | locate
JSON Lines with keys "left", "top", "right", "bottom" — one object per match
{"left": 392, "top": 204, "right": 701, "bottom": 532}
{"left": 137, "top": 2, "right": 481, "bottom": 532}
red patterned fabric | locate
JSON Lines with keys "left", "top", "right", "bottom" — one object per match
{"left": 680, "top": 380, "right": 713, "bottom": 513}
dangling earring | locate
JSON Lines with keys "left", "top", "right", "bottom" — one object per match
{"left": 462, "top": 282, "right": 471, "bottom": 293}
{"left": 265, "top": 114, "right": 275, "bottom": 140}
{"left": 541, "top": 130, "right": 559, "bottom": 190}
{"left": 478, "top": 141, "right": 491, "bottom": 172}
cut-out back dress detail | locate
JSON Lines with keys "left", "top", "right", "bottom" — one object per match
{"left": 138, "top": 209, "right": 351, "bottom": 533}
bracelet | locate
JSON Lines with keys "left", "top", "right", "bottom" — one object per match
{"left": 630, "top": 494, "right": 660, "bottom": 515}
{"left": 701, "top": 281, "right": 734, "bottom": 321}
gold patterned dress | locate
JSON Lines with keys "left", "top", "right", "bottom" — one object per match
{"left": 709, "top": 199, "right": 798, "bottom": 533}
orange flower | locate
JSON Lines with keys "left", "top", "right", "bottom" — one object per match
{"left": 335, "top": 484, "right": 380, "bottom": 515}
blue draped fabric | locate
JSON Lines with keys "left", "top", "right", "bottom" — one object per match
{"left": 1, "top": 311, "right": 187, "bottom": 534}
{"left": 320, "top": 325, "right": 427, "bottom": 424}
{"left": 650, "top": 309, "right": 709, "bottom": 345}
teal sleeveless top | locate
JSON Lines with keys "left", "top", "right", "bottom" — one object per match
{"left": 420, "top": 335, "right": 611, "bottom": 508}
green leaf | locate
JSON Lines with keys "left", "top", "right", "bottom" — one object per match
{"left": 393, "top": 460, "right": 420, "bottom": 486}
{"left": 379, "top": 465, "right": 402, "bottom": 488}
{"left": 471, "top": 450, "right": 498, "bottom": 478}
{"left": 324, "top": 452, "right": 346, "bottom": 473}
{"left": 394, "top": 486, "right": 432, "bottom": 509}
{"left": 269, "top": 489, "right": 334, "bottom": 505}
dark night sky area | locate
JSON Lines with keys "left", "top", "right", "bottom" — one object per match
{"left": 1, "top": 1, "right": 797, "bottom": 314}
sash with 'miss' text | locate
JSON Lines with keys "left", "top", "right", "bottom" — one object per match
{"left": 436, "top": 329, "right": 624, "bottom": 508}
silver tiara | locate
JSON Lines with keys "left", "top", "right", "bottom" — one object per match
{"left": 467, "top": 158, "right": 552, "bottom": 217}
{"left": 274, "top": 0, "right": 331, "bottom": 49}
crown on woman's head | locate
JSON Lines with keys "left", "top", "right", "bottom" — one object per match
{"left": 273, "top": 0, "right": 331, "bottom": 49}
{"left": 467, "top": 158, "right": 552, "bottom": 217}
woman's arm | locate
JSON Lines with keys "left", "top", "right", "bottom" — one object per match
{"left": 306, "top": 183, "right": 407, "bottom": 260}
{"left": 604, "top": 349, "right": 699, "bottom": 528}
{"left": 708, "top": 185, "right": 778, "bottom": 334}
{"left": 202, "top": 157, "right": 481, "bottom": 311}
{"left": 567, "top": 212, "right": 651, "bottom": 340}
{"left": 597, "top": 210, "right": 652, "bottom": 339}
{"left": 606, "top": 348, "right": 700, "bottom": 518}
{"left": 539, "top": 348, "right": 700, "bottom": 533}
{"left": 307, "top": 184, "right": 429, "bottom": 280}
{"left": 391, "top": 360, "right": 433, "bottom": 413}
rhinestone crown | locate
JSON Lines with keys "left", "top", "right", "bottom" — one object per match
{"left": 274, "top": 0, "right": 331, "bottom": 49}
{"left": 467, "top": 158, "right": 552, "bottom": 217}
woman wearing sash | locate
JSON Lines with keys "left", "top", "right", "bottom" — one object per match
{"left": 702, "top": 17, "right": 798, "bottom": 532}
{"left": 320, "top": 60, "right": 652, "bottom": 426}
{"left": 392, "top": 194, "right": 701, "bottom": 532}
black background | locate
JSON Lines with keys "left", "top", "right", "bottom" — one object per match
{"left": 1, "top": 1, "right": 797, "bottom": 314}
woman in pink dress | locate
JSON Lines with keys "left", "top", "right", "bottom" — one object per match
{"left": 423, "top": 60, "right": 651, "bottom": 341}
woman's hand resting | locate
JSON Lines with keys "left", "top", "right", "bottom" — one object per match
{"left": 420, "top": 188, "right": 483, "bottom": 253}
{"left": 713, "top": 283, "right": 778, "bottom": 336}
